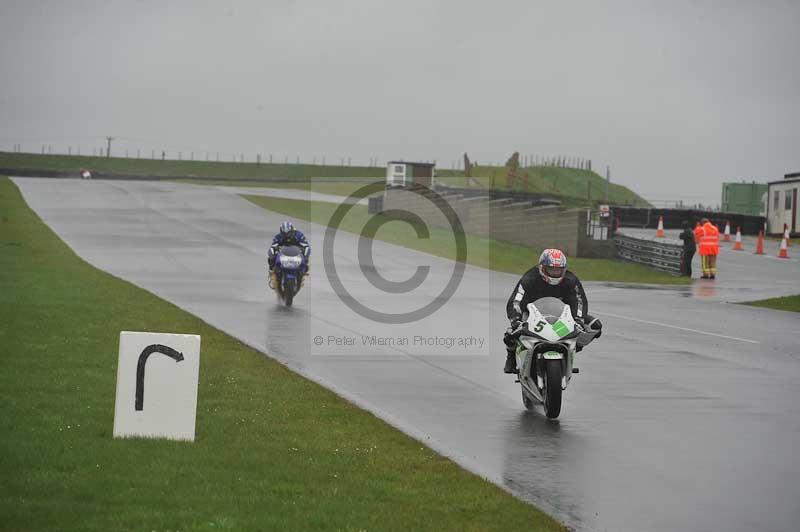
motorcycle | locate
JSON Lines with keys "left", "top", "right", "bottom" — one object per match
{"left": 510, "top": 297, "right": 600, "bottom": 419}
{"left": 269, "top": 245, "right": 307, "bottom": 307}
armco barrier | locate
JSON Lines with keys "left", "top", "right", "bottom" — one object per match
{"left": 615, "top": 232, "right": 683, "bottom": 274}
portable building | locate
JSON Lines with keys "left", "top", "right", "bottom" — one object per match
{"left": 721, "top": 181, "right": 767, "bottom": 216}
{"left": 766, "top": 172, "right": 800, "bottom": 235}
{"left": 386, "top": 161, "right": 435, "bottom": 188}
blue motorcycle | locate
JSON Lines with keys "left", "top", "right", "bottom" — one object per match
{"left": 270, "top": 245, "right": 307, "bottom": 307}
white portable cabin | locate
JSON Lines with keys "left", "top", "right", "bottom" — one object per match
{"left": 766, "top": 172, "right": 800, "bottom": 235}
{"left": 386, "top": 161, "right": 436, "bottom": 188}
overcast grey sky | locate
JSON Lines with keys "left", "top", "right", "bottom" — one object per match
{"left": 1, "top": 0, "right": 798, "bottom": 205}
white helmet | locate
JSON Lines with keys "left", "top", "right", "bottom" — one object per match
{"left": 538, "top": 248, "right": 567, "bottom": 285}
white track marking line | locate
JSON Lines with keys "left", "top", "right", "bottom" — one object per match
{"left": 595, "top": 311, "right": 760, "bottom": 344}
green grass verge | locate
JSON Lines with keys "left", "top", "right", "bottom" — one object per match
{"left": 242, "top": 194, "right": 688, "bottom": 285}
{"left": 741, "top": 295, "right": 800, "bottom": 312}
{"left": 0, "top": 152, "right": 384, "bottom": 180}
{"left": 0, "top": 176, "right": 563, "bottom": 532}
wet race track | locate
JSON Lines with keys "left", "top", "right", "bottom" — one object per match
{"left": 15, "top": 178, "right": 800, "bottom": 532}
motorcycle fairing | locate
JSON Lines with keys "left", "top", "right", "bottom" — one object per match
{"left": 524, "top": 301, "right": 577, "bottom": 342}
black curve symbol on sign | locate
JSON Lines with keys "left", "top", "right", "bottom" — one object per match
{"left": 135, "top": 344, "right": 184, "bottom": 411}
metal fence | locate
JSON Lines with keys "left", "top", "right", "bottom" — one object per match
{"left": 615, "top": 233, "right": 683, "bottom": 274}
{"left": 613, "top": 206, "right": 765, "bottom": 236}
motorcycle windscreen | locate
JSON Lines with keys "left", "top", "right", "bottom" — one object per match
{"left": 279, "top": 245, "right": 302, "bottom": 257}
{"left": 530, "top": 297, "right": 567, "bottom": 323}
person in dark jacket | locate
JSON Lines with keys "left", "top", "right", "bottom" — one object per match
{"left": 502, "top": 248, "right": 602, "bottom": 374}
{"left": 678, "top": 220, "right": 695, "bottom": 277}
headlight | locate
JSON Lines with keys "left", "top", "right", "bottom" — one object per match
{"left": 280, "top": 256, "right": 302, "bottom": 268}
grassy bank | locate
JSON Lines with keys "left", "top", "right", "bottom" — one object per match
{"left": 438, "top": 165, "right": 650, "bottom": 207}
{"left": 741, "top": 295, "right": 800, "bottom": 312}
{"left": 243, "top": 194, "right": 688, "bottom": 285}
{"left": 0, "top": 176, "right": 563, "bottom": 531}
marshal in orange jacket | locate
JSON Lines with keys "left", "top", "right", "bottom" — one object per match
{"left": 695, "top": 222, "right": 720, "bottom": 256}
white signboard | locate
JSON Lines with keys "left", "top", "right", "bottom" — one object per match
{"left": 113, "top": 331, "right": 201, "bottom": 441}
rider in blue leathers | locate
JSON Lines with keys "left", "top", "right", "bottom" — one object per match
{"left": 268, "top": 220, "right": 310, "bottom": 274}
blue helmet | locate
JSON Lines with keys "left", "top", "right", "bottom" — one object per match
{"left": 279, "top": 220, "right": 295, "bottom": 238}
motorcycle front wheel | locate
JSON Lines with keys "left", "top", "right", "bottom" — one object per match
{"left": 283, "top": 277, "right": 295, "bottom": 307}
{"left": 543, "top": 360, "right": 562, "bottom": 419}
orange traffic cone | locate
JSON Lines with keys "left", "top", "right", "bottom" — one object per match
{"left": 655, "top": 216, "right": 665, "bottom": 238}
{"left": 778, "top": 237, "right": 789, "bottom": 258}
{"left": 733, "top": 227, "right": 743, "bottom": 250}
{"left": 723, "top": 221, "right": 731, "bottom": 241}
{"left": 755, "top": 231, "right": 764, "bottom": 255}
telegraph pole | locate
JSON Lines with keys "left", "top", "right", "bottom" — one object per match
{"left": 605, "top": 165, "right": 610, "bottom": 202}
{"left": 105, "top": 136, "right": 114, "bottom": 158}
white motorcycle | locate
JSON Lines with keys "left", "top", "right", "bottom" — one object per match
{"left": 510, "top": 297, "right": 600, "bottom": 419}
